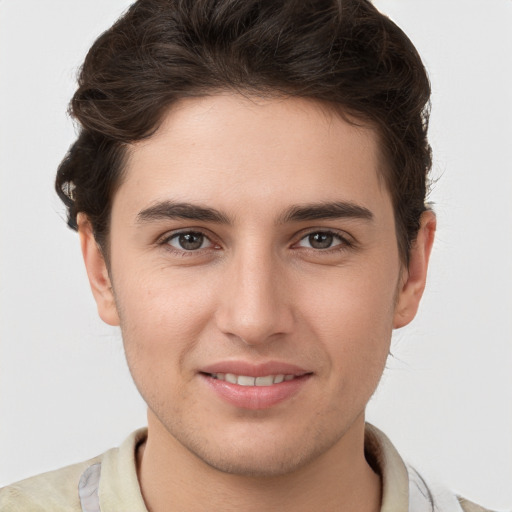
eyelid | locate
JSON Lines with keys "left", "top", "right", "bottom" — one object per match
{"left": 158, "top": 228, "right": 220, "bottom": 252}
{"left": 293, "top": 229, "right": 354, "bottom": 250}
{"left": 169, "top": 232, "right": 213, "bottom": 250}
{"left": 155, "top": 227, "right": 355, "bottom": 254}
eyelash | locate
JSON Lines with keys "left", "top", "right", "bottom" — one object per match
{"left": 159, "top": 230, "right": 219, "bottom": 257}
{"left": 158, "top": 229, "right": 354, "bottom": 256}
{"left": 295, "top": 230, "right": 353, "bottom": 252}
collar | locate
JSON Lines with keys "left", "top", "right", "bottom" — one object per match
{"left": 79, "top": 424, "right": 462, "bottom": 512}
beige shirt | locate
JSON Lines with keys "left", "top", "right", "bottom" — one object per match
{"left": 0, "top": 425, "right": 491, "bottom": 511}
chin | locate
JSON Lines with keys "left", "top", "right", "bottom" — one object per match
{"left": 190, "top": 443, "right": 317, "bottom": 478}
{"left": 173, "top": 420, "right": 342, "bottom": 478}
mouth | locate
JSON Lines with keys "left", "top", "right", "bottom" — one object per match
{"left": 204, "top": 372, "right": 306, "bottom": 386}
{"left": 199, "top": 363, "right": 312, "bottom": 410}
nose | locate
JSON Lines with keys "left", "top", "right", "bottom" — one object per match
{"left": 215, "top": 245, "right": 294, "bottom": 346}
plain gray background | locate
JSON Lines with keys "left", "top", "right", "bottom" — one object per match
{"left": 1, "top": 1, "right": 511, "bottom": 509}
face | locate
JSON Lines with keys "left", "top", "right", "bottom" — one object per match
{"left": 81, "top": 94, "right": 434, "bottom": 477}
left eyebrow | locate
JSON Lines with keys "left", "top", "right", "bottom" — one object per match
{"left": 278, "top": 201, "right": 374, "bottom": 224}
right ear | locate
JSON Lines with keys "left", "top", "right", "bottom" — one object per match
{"left": 78, "top": 214, "right": 120, "bottom": 326}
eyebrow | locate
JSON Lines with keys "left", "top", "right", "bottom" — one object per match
{"left": 278, "top": 201, "right": 374, "bottom": 224}
{"left": 136, "top": 200, "right": 373, "bottom": 225}
{"left": 137, "top": 201, "right": 231, "bottom": 224}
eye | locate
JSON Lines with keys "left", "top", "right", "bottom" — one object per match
{"left": 296, "top": 231, "right": 348, "bottom": 250}
{"left": 166, "top": 231, "right": 213, "bottom": 251}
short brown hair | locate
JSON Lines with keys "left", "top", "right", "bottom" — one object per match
{"left": 56, "top": 0, "right": 432, "bottom": 264}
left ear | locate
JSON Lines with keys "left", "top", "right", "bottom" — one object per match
{"left": 393, "top": 210, "right": 436, "bottom": 329}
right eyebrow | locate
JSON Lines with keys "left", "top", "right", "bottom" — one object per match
{"left": 136, "top": 201, "right": 231, "bottom": 225}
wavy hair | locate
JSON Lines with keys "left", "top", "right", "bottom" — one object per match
{"left": 56, "top": 0, "right": 431, "bottom": 264}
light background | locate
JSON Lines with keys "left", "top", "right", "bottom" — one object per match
{"left": 0, "top": 1, "right": 511, "bottom": 509}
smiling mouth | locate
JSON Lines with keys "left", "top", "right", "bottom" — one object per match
{"left": 204, "top": 373, "right": 309, "bottom": 386}
{"left": 200, "top": 369, "right": 312, "bottom": 409}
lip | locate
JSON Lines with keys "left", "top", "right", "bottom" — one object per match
{"left": 199, "top": 360, "right": 312, "bottom": 410}
{"left": 200, "top": 360, "right": 310, "bottom": 377}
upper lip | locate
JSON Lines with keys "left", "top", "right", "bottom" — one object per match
{"left": 200, "top": 361, "right": 311, "bottom": 377}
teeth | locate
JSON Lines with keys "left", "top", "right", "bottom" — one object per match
{"left": 238, "top": 375, "right": 256, "bottom": 386}
{"left": 255, "top": 376, "right": 274, "bottom": 386}
{"left": 210, "top": 373, "right": 297, "bottom": 386}
{"left": 225, "top": 373, "right": 237, "bottom": 384}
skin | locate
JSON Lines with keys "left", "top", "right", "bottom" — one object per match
{"left": 79, "top": 94, "right": 435, "bottom": 512}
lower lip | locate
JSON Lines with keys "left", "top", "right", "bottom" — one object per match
{"left": 201, "top": 374, "right": 311, "bottom": 410}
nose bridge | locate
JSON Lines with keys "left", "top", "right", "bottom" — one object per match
{"left": 216, "top": 240, "right": 293, "bottom": 344}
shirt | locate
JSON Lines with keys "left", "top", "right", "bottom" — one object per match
{"left": 0, "top": 424, "right": 491, "bottom": 511}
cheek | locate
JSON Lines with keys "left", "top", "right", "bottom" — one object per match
{"left": 296, "top": 262, "right": 398, "bottom": 371}
{"left": 113, "top": 267, "right": 216, "bottom": 374}
{"left": 115, "top": 270, "right": 216, "bottom": 415}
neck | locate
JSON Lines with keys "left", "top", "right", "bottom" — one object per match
{"left": 137, "top": 411, "right": 381, "bottom": 512}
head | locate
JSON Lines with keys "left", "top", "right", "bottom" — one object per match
{"left": 56, "top": 0, "right": 432, "bottom": 266}
{"left": 57, "top": 0, "right": 435, "bottom": 478}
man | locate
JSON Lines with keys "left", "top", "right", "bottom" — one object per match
{"left": 0, "top": 0, "right": 493, "bottom": 510}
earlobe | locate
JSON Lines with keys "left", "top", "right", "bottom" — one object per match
{"left": 78, "top": 214, "right": 120, "bottom": 326}
{"left": 393, "top": 210, "right": 436, "bottom": 329}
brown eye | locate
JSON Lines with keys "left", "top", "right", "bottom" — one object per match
{"left": 168, "top": 232, "right": 210, "bottom": 251}
{"left": 308, "top": 232, "right": 334, "bottom": 249}
{"left": 297, "top": 231, "right": 347, "bottom": 250}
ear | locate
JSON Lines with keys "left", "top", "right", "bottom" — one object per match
{"left": 78, "top": 214, "right": 120, "bottom": 326}
{"left": 393, "top": 210, "right": 436, "bottom": 329}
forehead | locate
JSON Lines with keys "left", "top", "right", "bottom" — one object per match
{"left": 117, "top": 93, "right": 391, "bottom": 222}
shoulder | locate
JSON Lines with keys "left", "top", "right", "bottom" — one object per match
{"left": 458, "top": 496, "right": 497, "bottom": 512}
{"left": 0, "top": 428, "right": 147, "bottom": 512}
{"left": 0, "top": 456, "right": 101, "bottom": 512}
{"left": 365, "top": 423, "right": 498, "bottom": 512}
